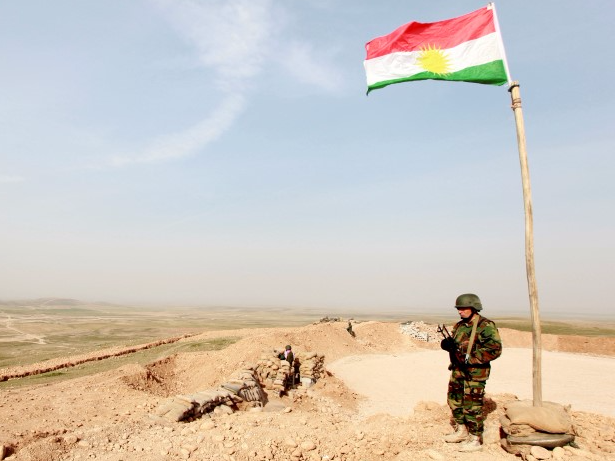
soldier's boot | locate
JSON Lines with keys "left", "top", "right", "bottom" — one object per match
{"left": 443, "top": 425, "right": 469, "bottom": 443}
{"left": 458, "top": 434, "right": 482, "bottom": 452}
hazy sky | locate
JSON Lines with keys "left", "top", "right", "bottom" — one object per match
{"left": 1, "top": 1, "right": 613, "bottom": 317}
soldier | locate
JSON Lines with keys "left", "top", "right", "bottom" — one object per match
{"left": 280, "top": 345, "right": 294, "bottom": 365}
{"left": 279, "top": 345, "right": 298, "bottom": 387}
{"left": 346, "top": 320, "right": 356, "bottom": 337}
{"left": 440, "top": 293, "right": 502, "bottom": 452}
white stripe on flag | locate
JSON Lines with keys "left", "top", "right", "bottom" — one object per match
{"left": 364, "top": 32, "right": 502, "bottom": 86}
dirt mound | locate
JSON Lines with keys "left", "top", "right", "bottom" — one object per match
{"left": 173, "top": 321, "right": 413, "bottom": 394}
{"left": 121, "top": 357, "right": 180, "bottom": 397}
{"left": 1, "top": 321, "right": 614, "bottom": 461}
{"left": 500, "top": 328, "right": 615, "bottom": 356}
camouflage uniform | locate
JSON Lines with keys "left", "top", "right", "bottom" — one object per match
{"left": 447, "top": 315, "right": 502, "bottom": 437}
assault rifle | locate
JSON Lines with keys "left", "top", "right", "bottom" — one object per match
{"left": 437, "top": 324, "right": 468, "bottom": 375}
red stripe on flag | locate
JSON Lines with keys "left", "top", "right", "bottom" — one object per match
{"left": 365, "top": 7, "right": 496, "bottom": 60}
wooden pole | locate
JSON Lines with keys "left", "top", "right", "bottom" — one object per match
{"left": 508, "top": 81, "right": 543, "bottom": 406}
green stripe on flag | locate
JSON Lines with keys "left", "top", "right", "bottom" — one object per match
{"left": 367, "top": 61, "right": 507, "bottom": 94}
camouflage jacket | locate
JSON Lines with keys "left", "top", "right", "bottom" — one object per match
{"left": 450, "top": 315, "right": 502, "bottom": 381}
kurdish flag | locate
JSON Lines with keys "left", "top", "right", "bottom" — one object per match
{"left": 364, "top": 5, "right": 510, "bottom": 93}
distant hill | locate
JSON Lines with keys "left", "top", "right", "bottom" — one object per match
{"left": 0, "top": 297, "right": 110, "bottom": 307}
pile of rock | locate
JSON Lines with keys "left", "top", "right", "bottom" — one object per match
{"left": 152, "top": 366, "right": 265, "bottom": 423}
{"left": 399, "top": 321, "right": 440, "bottom": 343}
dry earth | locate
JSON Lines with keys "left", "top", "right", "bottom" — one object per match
{"left": 1, "top": 321, "right": 614, "bottom": 461}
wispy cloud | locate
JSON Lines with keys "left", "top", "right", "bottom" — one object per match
{"left": 279, "top": 41, "right": 344, "bottom": 93}
{"left": 108, "top": 0, "right": 276, "bottom": 166}
{"left": 111, "top": 0, "right": 345, "bottom": 167}
{"left": 110, "top": 93, "right": 245, "bottom": 166}
{"left": 155, "top": 0, "right": 276, "bottom": 92}
{"left": 0, "top": 174, "right": 25, "bottom": 184}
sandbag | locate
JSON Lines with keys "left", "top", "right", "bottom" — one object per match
{"left": 499, "top": 414, "right": 536, "bottom": 437}
{"left": 505, "top": 400, "right": 572, "bottom": 434}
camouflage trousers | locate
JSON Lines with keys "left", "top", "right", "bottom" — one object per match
{"left": 447, "top": 374, "right": 486, "bottom": 436}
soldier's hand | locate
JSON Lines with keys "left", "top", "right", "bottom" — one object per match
{"left": 454, "top": 350, "right": 466, "bottom": 364}
{"left": 440, "top": 337, "right": 456, "bottom": 352}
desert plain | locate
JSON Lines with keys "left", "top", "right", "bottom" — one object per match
{"left": 1, "top": 299, "right": 615, "bottom": 461}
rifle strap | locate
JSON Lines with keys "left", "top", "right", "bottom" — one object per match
{"left": 464, "top": 315, "right": 479, "bottom": 364}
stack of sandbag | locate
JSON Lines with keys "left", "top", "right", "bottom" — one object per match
{"left": 500, "top": 400, "right": 575, "bottom": 455}
{"left": 220, "top": 365, "right": 266, "bottom": 410}
{"left": 152, "top": 387, "right": 240, "bottom": 422}
{"left": 151, "top": 366, "right": 264, "bottom": 422}
{"left": 295, "top": 351, "right": 324, "bottom": 387}
{"left": 255, "top": 351, "right": 292, "bottom": 394}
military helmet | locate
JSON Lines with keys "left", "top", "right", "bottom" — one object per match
{"left": 285, "top": 345, "right": 292, "bottom": 350}
{"left": 454, "top": 293, "right": 482, "bottom": 311}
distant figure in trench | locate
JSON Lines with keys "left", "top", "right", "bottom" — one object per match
{"left": 279, "top": 344, "right": 294, "bottom": 364}
{"left": 278, "top": 345, "right": 298, "bottom": 387}
{"left": 346, "top": 320, "right": 355, "bottom": 337}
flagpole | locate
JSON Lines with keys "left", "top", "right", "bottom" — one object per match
{"left": 509, "top": 80, "right": 542, "bottom": 407}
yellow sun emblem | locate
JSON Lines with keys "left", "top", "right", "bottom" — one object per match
{"left": 417, "top": 44, "right": 451, "bottom": 75}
